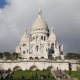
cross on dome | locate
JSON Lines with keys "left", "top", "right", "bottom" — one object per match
{"left": 24, "top": 28, "right": 27, "bottom": 33}
{"left": 51, "top": 27, "right": 54, "bottom": 33}
{"left": 38, "top": 8, "right": 42, "bottom": 18}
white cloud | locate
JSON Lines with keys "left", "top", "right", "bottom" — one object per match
{"left": 0, "top": 0, "right": 80, "bottom": 53}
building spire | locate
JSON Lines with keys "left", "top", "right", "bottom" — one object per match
{"left": 38, "top": 8, "right": 42, "bottom": 18}
{"left": 51, "top": 27, "right": 54, "bottom": 33}
{"left": 24, "top": 28, "right": 27, "bottom": 34}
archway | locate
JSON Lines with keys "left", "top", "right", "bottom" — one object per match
{"left": 29, "top": 57, "right": 33, "bottom": 60}
{"left": 13, "top": 66, "right": 22, "bottom": 71}
{"left": 41, "top": 57, "right": 44, "bottom": 59}
{"left": 29, "top": 65, "right": 39, "bottom": 71}
{"left": 46, "top": 66, "right": 54, "bottom": 70}
{"left": 35, "top": 57, "right": 39, "bottom": 60}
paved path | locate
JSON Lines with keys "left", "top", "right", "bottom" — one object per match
{"left": 2, "top": 73, "right": 9, "bottom": 78}
{"left": 2, "top": 70, "right": 14, "bottom": 79}
{"left": 50, "top": 69, "right": 78, "bottom": 80}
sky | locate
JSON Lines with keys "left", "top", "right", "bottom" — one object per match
{"left": 0, "top": 0, "right": 80, "bottom": 54}
{"left": 0, "top": 0, "right": 7, "bottom": 8}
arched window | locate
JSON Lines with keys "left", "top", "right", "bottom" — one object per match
{"left": 36, "top": 45, "right": 38, "bottom": 52}
{"left": 41, "top": 36, "right": 43, "bottom": 40}
{"left": 23, "top": 51, "right": 26, "bottom": 54}
{"left": 51, "top": 43, "right": 54, "bottom": 53}
{"left": 35, "top": 57, "right": 39, "bottom": 60}
{"left": 23, "top": 44, "right": 26, "bottom": 47}
{"left": 41, "top": 57, "right": 44, "bottom": 59}
{"left": 55, "top": 41, "right": 57, "bottom": 48}
{"left": 44, "top": 36, "right": 46, "bottom": 41}
{"left": 29, "top": 57, "right": 33, "bottom": 60}
{"left": 51, "top": 43, "right": 54, "bottom": 48}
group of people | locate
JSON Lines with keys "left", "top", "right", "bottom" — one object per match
{"left": 0, "top": 68, "right": 12, "bottom": 79}
{"left": 40, "top": 74, "right": 50, "bottom": 79}
{"left": 18, "top": 73, "right": 50, "bottom": 79}
{"left": 56, "top": 67, "right": 68, "bottom": 79}
{"left": 30, "top": 73, "right": 50, "bottom": 79}
{"left": 0, "top": 69, "right": 51, "bottom": 79}
{"left": 5, "top": 73, "right": 13, "bottom": 79}
{"left": 18, "top": 75, "right": 25, "bottom": 79}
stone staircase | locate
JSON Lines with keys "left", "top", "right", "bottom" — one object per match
{"left": 50, "top": 69, "right": 78, "bottom": 80}
{"left": 2, "top": 73, "right": 9, "bottom": 79}
{"left": 2, "top": 70, "right": 14, "bottom": 79}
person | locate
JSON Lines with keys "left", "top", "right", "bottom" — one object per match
{"left": 46, "top": 74, "right": 50, "bottom": 78}
{"left": 40, "top": 74, "right": 43, "bottom": 79}
{"left": 1, "top": 74, "right": 3, "bottom": 79}
{"left": 21, "top": 75, "right": 25, "bottom": 79}
{"left": 18, "top": 75, "right": 21, "bottom": 79}
{"left": 35, "top": 73, "right": 38, "bottom": 78}
{"left": 31, "top": 74, "right": 34, "bottom": 79}
{"left": 0, "top": 74, "right": 1, "bottom": 79}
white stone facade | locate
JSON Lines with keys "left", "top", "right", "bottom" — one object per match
{"left": 16, "top": 9, "right": 64, "bottom": 60}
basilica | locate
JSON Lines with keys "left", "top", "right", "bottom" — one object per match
{"left": 16, "top": 9, "right": 64, "bottom": 60}
{"left": 0, "top": 9, "right": 79, "bottom": 71}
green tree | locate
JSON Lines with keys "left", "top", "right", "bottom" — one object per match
{"left": 12, "top": 52, "right": 19, "bottom": 59}
{"left": 0, "top": 52, "right": 3, "bottom": 59}
{"left": 3, "top": 52, "right": 11, "bottom": 59}
{"left": 65, "top": 53, "right": 80, "bottom": 60}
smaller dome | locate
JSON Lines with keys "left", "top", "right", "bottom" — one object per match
{"left": 20, "top": 28, "right": 29, "bottom": 43}
{"left": 48, "top": 27, "right": 56, "bottom": 41}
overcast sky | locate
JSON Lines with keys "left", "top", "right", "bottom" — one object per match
{"left": 0, "top": 0, "right": 80, "bottom": 54}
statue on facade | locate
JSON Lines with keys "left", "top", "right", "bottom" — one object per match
{"left": 59, "top": 45, "right": 63, "bottom": 55}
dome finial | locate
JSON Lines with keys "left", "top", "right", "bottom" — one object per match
{"left": 38, "top": 8, "right": 42, "bottom": 18}
{"left": 24, "top": 28, "right": 27, "bottom": 33}
{"left": 51, "top": 27, "right": 54, "bottom": 33}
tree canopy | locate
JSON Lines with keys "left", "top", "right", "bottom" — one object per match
{"left": 65, "top": 53, "right": 80, "bottom": 60}
{"left": 12, "top": 52, "right": 19, "bottom": 59}
{"left": 0, "top": 52, "right": 3, "bottom": 59}
{"left": 3, "top": 52, "right": 11, "bottom": 59}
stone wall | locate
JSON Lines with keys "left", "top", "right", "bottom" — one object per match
{"left": 0, "top": 60, "right": 69, "bottom": 71}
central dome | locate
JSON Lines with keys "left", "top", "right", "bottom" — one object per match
{"left": 31, "top": 9, "right": 48, "bottom": 31}
{"left": 32, "top": 17, "right": 48, "bottom": 29}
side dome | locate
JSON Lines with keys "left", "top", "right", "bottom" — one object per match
{"left": 48, "top": 27, "right": 56, "bottom": 41}
{"left": 20, "top": 28, "right": 29, "bottom": 43}
{"left": 31, "top": 9, "right": 49, "bottom": 34}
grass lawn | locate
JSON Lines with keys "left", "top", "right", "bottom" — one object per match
{"left": 65, "top": 71, "right": 80, "bottom": 80}
{"left": 4, "top": 70, "right": 55, "bottom": 80}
